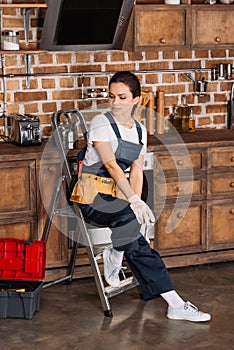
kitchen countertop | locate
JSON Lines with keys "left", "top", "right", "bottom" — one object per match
{"left": 0, "top": 129, "right": 234, "bottom": 161}
{"left": 147, "top": 129, "right": 234, "bottom": 151}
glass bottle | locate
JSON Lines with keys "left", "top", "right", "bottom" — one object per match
{"left": 170, "top": 106, "right": 182, "bottom": 133}
{"left": 177, "top": 97, "right": 190, "bottom": 133}
{"left": 189, "top": 107, "right": 196, "bottom": 132}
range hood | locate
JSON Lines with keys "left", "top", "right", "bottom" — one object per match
{"left": 40, "top": 0, "right": 134, "bottom": 51}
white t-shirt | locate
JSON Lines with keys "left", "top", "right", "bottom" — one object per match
{"left": 83, "top": 113, "right": 147, "bottom": 167}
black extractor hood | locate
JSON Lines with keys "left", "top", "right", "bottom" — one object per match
{"left": 40, "top": 0, "right": 134, "bottom": 51}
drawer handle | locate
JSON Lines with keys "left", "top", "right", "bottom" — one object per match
{"left": 231, "top": 157, "right": 234, "bottom": 162}
{"left": 177, "top": 212, "right": 183, "bottom": 219}
{"left": 229, "top": 209, "right": 234, "bottom": 215}
{"left": 230, "top": 182, "right": 234, "bottom": 188}
{"left": 177, "top": 187, "right": 183, "bottom": 193}
{"left": 177, "top": 160, "right": 184, "bottom": 166}
{"left": 215, "top": 36, "right": 221, "bottom": 43}
{"left": 160, "top": 38, "right": 166, "bottom": 44}
{"left": 48, "top": 166, "right": 55, "bottom": 173}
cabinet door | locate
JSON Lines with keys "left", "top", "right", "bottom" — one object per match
{"left": 154, "top": 202, "right": 206, "bottom": 255}
{"left": 37, "top": 159, "right": 68, "bottom": 269}
{"left": 208, "top": 199, "right": 234, "bottom": 249}
{"left": 0, "top": 217, "right": 37, "bottom": 241}
{"left": 192, "top": 6, "right": 234, "bottom": 48}
{"left": 125, "top": 5, "right": 190, "bottom": 51}
{"left": 0, "top": 160, "right": 36, "bottom": 218}
{"left": 0, "top": 159, "right": 37, "bottom": 241}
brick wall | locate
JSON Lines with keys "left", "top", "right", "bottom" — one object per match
{"left": 0, "top": 1, "right": 234, "bottom": 135}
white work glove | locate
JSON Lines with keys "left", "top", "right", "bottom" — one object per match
{"left": 128, "top": 194, "right": 155, "bottom": 225}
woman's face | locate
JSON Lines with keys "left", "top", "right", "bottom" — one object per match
{"left": 108, "top": 82, "right": 139, "bottom": 118}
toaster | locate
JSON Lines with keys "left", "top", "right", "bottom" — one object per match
{"left": 10, "top": 114, "right": 41, "bottom": 146}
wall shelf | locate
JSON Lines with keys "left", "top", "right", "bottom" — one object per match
{"left": 0, "top": 4, "right": 47, "bottom": 8}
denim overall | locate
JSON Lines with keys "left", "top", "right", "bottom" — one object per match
{"left": 79, "top": 112, "right": 174, "bottom": 300}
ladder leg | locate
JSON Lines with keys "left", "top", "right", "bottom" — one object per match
{"left": 72, "top": 203, "right": 113, "bottom": 317}
{"left": 41, "top": 176, "right": 64, "bottom": 242}
{"left": 65, "top": 240, "right": 79, "bottom": 284}
{"left": 85, "top": 245, "right": 113, "bottom": 317}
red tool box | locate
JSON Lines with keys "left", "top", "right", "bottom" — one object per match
{"left": 0, "top": 238, "right": 46, "bottom": 319}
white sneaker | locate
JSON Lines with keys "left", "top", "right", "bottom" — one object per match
{"left": 167, "top": 301, "right": 211, "bottom": 322}
{"left": 103, "top": 248, "right": 123, "bottom": 288}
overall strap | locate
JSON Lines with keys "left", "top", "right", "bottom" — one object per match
{"left": 104, "top": 112, "right": 143, "bottom": 144}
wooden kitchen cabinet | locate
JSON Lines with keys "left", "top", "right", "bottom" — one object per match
{"left": 124, "top": 2, "right": 234, "bottom": 51}
{"left": 0, "top": 143, "right": 70, "bottom": 282}
{"left": 124, "top": 4, "right": 190, "bottom": 51}
{"left": 148, "top": 130, "right": 234, "bottom": 268}
{"left": 153, "top": 147, "right": 206, "bottom": 260}
{"left": 192, "top": 5, "right": 234, "bottom": 49}
{"left": 207, "top": 146, "right": 234, "bottom": 250}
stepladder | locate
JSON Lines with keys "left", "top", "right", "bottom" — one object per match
{"left": 41, "top": 108, "right": 139, "bottom": 317}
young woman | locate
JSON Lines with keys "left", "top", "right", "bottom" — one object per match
{"left": 71, "top": 71, "right": 211, "bottom": 322}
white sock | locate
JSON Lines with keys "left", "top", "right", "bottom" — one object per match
{"left": 160, "top": 290, "right": 185, "bottom": 309}
{"left": 110, "top": 248, "right": 124, "bottom": 267}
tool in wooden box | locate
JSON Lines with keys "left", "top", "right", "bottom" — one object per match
{"left": 42, "top": 108, "right": 139, "bottom": 317}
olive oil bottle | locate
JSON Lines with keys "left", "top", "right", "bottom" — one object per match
{"left": 177, "top": 97, "right": 190, "bottom": 133}
{"left": 189, "top": 107, "right": 196, "bottom": 132}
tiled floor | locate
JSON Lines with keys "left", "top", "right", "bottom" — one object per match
{"left": 0, "top": 261, "right": 233, "bottom": 350}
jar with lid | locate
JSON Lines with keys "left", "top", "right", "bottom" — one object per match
{"left": 1, "top": 31, "right": 19, "bottom": 50}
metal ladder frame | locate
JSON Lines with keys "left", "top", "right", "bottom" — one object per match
{"left": 41, "top": 109, "right": 139, "bottom": 317}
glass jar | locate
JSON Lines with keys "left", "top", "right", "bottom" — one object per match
{"left": 1, "top": 31, "right": 19, "bottom": 50}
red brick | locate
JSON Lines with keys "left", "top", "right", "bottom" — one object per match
{"left": 57, "top": 54, "right": 72, "bottom": 64}
{"left": 213, "top": 115, "right": 226, "bottom": 125}
{"left": 178, "top": 50, "right": 193, "bottom": 59}
{"left": 24, "top": 103, "right": 39, "bottom": 114}
{"left": 60, "top": 78, "right": 75, "bottom": 88}
{"left": 111, "top": 52, "right": 126, "bottom": 62}
{"left": 42, "top": 79, "right": 56, "bottom": 89}
{"left": 94, "top": 52, "right": 108, "bottom": 62}
{"left": 42, "top": 102, "right": 57, "bottom": 113}
{"left": 61, "top": 101, "right": 75, "bottom": 110}
{"left": 14, "top": 91, "right": 47, "bottom": 102}
{"left": 52, "top": 90, "right": 79, "bottom": 100}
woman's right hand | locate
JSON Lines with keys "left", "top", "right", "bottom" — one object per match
{"left": 128, "top": 194, "right": 155, "bottom": 225}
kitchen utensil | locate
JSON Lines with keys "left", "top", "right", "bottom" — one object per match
{"left": 185, "top": 73, "right": 208, "bottom": 96}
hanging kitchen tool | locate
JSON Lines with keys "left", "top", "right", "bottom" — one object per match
{"left": 186, "top": 73, "right": 208, "bottom": 96}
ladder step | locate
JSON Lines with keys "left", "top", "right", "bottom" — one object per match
{"left": 104, "top": 277, "right": 139, "bottom": 298}
{"left": 54, "top": 206, "right": 77, "bottom": 218}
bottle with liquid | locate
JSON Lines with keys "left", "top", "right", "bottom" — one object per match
{"left": 170, "top": 105, "right": 182, "bottom": 133}
{"left": 177, "top": 97, "right": 190, "bottom": 133}
{"left": 189, "top": 107, "right": 196, "bottom": 132}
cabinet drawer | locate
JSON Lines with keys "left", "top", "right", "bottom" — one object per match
{"left": 208, "top": 199, "right": 234, "bottom": 249}
{"left": 192, "top": 6, "right": 234, "bottom": 48}
{"left": 154, "top": 203, "right": 205, "bottom": 255}
{"left": 155, "top": 151, "right": 203, "bottom": 173}
{"left": 208, "top": 173, "right": 234, "bottom": 196}
{"left": 208, "top": 147, "right": 234, "bottom": 168}
{"left": 155, "top": 177, "right": 203, "bottom": 203}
